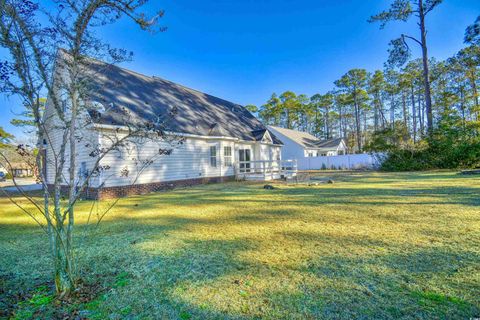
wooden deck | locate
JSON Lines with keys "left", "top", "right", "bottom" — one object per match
{"left": 235, "top": 160, "right": 298, "bottom": 181}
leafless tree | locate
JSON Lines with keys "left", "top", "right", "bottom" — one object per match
{"left": 0, "top": 0, "right": 178, "bottom": 296}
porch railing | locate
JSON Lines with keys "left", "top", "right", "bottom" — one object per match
{"left": 236, "top": 159, "right": 298, "bottom": 176}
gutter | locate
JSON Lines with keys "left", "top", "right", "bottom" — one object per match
{"left": 93, "top": 123, "right": 283, "bottom": 146}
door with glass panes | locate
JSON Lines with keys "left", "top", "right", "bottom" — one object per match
{"left": 238, "top": 149, "right": 251, "bottom": 173}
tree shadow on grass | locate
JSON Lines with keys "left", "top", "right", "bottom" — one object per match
{"left": 2, "top": 177, "right": 480, "bottom": 318}
{"left": 304, "top": 248, "right": 480, "bottom": 319}
{"left": 3, "top": 213, "right": 480, "bottom": 319}
{"left": 309, "top": 171, "right": 478, "bottom": 184}
{"left": 75, "top": 220, "right": 480, "bottom": 319}
{"left": 121, "top": 184, "right": 480, "bottom": 208}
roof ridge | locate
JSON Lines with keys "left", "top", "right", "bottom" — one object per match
{"left": 56, "top": 50, "right": 283, "bottom": 143}
{"left": 86, "top": 53, "right": 247, "bottom": 112}
{"left": 60, "top": 48, "right": 249, "bottom": 113}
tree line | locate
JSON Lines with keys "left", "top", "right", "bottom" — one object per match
{"left": 247, "top": 2, "right": 479, "bottom": 166}
{"left": 250, "top": 46, "right": 479, "bottom": 154}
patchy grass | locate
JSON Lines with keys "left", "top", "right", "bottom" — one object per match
{"left": 0, "top": 171, "right": 479, "bottom": 319}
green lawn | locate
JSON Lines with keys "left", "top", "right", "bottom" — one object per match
{"left": 1, "top": 171, "right": 479, "bottom": 319}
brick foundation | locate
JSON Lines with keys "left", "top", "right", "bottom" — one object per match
{"left": 48, "top": 175, "right": 235, "bottom": 200}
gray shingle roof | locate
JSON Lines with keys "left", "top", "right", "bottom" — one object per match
{"left": 268, "top": 126, "right": 344, "bottom": 150}
{"left": 77, "top": 57, "right": 282, "bottom": 144}
{"left": 315, "top": 137, "right": 345, "bottom": 149}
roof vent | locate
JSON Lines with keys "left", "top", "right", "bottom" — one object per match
{"left": 231, "top": 105, "right": 242, "bottom": 113}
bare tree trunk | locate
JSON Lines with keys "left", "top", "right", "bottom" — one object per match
{"left": 402, "top": 90, "right": 408, "bottom": 131}
{"left": 362, "top": 109, "right": 367, "bottom": 148}
{"left": 418, "top": 91, "right": 424, "bottom": 136}
{"left": 460, "top": 87, "right": 466, "bottom": 129}
{"left": 353, "top": 93, "right": 362, "bottom": 152}
{"left": 325, "top": 108, "right": 330, "bottom": 139}
{"left": 54, "top": 233, "right": 74, "bottom": 296}
{"left": 286, "top": 108, "right": 291, "bottom": 129}
{"left": 378, "top": 93, "right": 387, "bottom": 129}
{"left": 338, "top": 105, "right": 345, "bottom": 138}
{"left": 419, "top": 0, "right": 433, "bottom": 133}
{"left": 468, "top": 71, "right": 479, "bottom": 121}
{"left": 411, "top": 85, "right": 417, "bottom": 143}
{"left": 66, "top": 86, "right": 79, "bottom": 295}
{"left": 390, "top": 94, "right": 395, "bottom": 129}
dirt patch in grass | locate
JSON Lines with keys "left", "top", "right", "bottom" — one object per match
{"left": 1, "top": 273, "right": 112, "bottom": 319}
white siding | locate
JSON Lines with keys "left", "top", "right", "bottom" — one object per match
{"left": 97, "top": 131, "right": 282, "bottom": 188}
{"left": 43, "top": 97, "right": 100, "bottom": 188}
{"left": 268, "top": 127, "right": 306, "bottom": 160}
{"left": 270, "top": 146, "right": 281, "bottom": 161}
{"left": 99, "top": 135, "right": 236, "bottom": 187}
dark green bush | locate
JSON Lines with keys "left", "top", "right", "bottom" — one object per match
{"left": 370, "top": 111, "right": 480, "bottom": 171}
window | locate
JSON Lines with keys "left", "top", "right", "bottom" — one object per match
{"left": 224, "top": 146, "right": 232, "bottom": 167}
{"left": 210, "top": 146, "right": 217, "bottom": 167}
{"left": 239, "top": 149, "right": 251, "bottom": 173}
{"left": 79, "top": 161, "right": 88, "bottom": 179}
{"left": 61, "top": 100, "right": 68, "bottom": 113}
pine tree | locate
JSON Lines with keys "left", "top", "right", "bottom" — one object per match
{"left": 370, "top": 0, "right": 444, "bottom": 134}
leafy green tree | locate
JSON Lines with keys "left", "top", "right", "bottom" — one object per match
{"left": 465, "top": 16, "right": 480, "bottom": 45}
{"left": 10, "top": 97, "right": 47, "bottom": 131}
{"left": 254, "top": 23, "right": 478, "bottom": 169}
{"left": 454, "top": 46, "right": 480, "bottom": 118}
{"left": 0, "top": 126, "right": 14, "bottom": 148}
{"left": 279, "top": 91, "right": 300, "bottom": 129}
{"left": 319, "top": 93, "right": 335, "bottom": 139}
{"left": 365, "top": 121, "right": 412, "bottom": 152}
{"left": 402, "top": 60, "right": 424, "bottom": 141}
{"left": 335, "top": 69, "right": 369, "bottom": 151}
{"left": 369, "top": 0, "right": 444, "bottom": 134}
{"left": 384, "top": 69, "right": 401, "bottom": 129}
{"left": 259, "top": 93, "right": 282, "bottom": 125}
{"left": 310, "top": 94, "right": 323, "bottom": 137}
{"left": 368, "top": 70, "right": 388, "bottom": 131}
{"left": 245, "top": 104, "right": 258, "bottom": 114}
{"left": 333, "top": 92, "right": 351, "bottom": 141}
{"left": 296, "top": 94, "right": 312, "bottom": 131}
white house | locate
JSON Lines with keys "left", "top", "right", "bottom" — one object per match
{"left": 268, "top": 126, "right": 347, "bottom": 159}
{"left": 43, "top": 54, "right": 288, "bottom": 199}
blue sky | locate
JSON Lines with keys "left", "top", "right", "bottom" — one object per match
{"left": 1, "top": 0, "right": 478, "bottom": 140}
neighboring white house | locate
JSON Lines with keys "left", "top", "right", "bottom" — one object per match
{"left": 43, "top": 53, "right": 286, "bottom": 199}
{"left": 268, "top": 126, "right": 347, "bottom": 159}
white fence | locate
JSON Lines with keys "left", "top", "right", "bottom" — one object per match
{"left": 297, "top": 153, "right": 383, "bottom": 170}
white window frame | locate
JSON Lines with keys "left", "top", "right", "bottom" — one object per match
{"left": 210, "top": 145, "right": 217, "bottom": 167}
{"left": 224, "top": 146, "right": 233, "bottom": 167}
